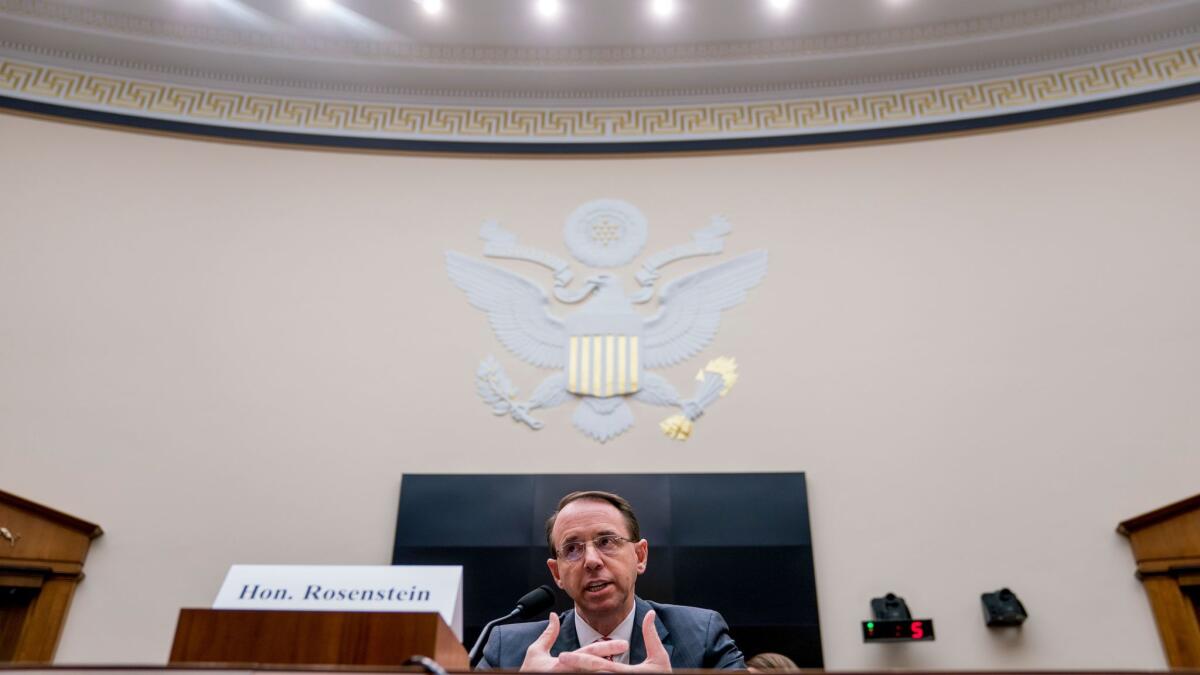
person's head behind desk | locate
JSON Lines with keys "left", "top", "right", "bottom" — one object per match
{"left": 746, "top": 652, "right": 800, "bottom": 672}
{"left": 544, "top": 490, "right": 650, "bottom": 633}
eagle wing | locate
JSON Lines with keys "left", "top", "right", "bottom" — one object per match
{"left": 640, "top": 250, "right": 767, "bottom": 369}
{"left": 446, "top": 251, "right": 567, "bottom": 369}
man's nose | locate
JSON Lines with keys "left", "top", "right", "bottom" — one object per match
{"left": 582, "top": 542, "right": 605, "bottom": 568}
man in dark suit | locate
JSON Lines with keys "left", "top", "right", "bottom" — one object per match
{"left": 477, "top": 491, "right": 745, "bottom": 672}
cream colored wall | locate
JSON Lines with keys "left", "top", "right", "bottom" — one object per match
{"left": 3, "top": 102, "right": 1199, "bottom": 669}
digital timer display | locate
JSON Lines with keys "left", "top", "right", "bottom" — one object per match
{"left": 862, "top": 618, "right": 935, "bottom": 642}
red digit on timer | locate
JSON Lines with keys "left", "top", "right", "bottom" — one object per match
{"left": 910, "top": 621, "right": 924, "bottom": 640}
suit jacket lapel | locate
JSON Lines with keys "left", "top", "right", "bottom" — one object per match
{"left": 550, "top": 609, "right": 581, "bottom": 656}
{"left": 628, "top": 597, "right": 673, "bottom": 665}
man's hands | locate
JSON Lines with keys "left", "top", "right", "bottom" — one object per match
{"left": 522, "top": 611, "right": 672, "bottom": 673}
{"left": 520, "top": 612, "right": 629, "bottom": 672}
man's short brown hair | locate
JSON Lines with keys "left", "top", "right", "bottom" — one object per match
{"left": 746, "top": 653, "right": 800, "bottom": 672}
{"left": 544, "top": 490, "right": 641, "bottom": 556}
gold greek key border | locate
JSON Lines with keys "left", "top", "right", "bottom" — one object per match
{"left": 2, "top": 44, "right": 1198, "bottom": 142}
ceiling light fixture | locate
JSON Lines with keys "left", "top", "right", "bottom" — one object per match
{"left": 536, "top": 0, "right": 561, "bottom": 20}
{"left": 302, "top": 0, "right": 333, "bottom": 12}
{"left": 419, "top": 0, "right": 444, "bottom": 16}
{"left": 767, "top": 0, "right": 793, "bottom": 10}
{"left": 651, "top": 0, "right": 675, "bottom": 19}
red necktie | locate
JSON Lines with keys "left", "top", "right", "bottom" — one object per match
{"left": 594, "top": 636, "right": 615, "bottom": 661}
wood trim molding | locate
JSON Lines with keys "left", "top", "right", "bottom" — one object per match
{"left": 1136, "top": 558, "right": 1200, "bottom": 577}
{"left": 0, "top": 491, "right": 101, "bottom": 538}
{"left": 1120, "top": 493, "right": 1200, "bottom": 668}
{"left": 0, "top": 491, "right": 101, "bottom": 664}
{"left": 1119, "top": 493, "right": 1200, "bottom": 535}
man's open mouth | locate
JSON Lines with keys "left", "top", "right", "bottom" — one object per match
{"left": 584, "top": 581, "right": 611, "bottom": 593}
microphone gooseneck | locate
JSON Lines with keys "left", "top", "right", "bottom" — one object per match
{"left": 467, "top": 585, "right": 555, "bottom": 668}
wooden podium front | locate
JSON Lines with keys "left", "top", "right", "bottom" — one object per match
{"left": 168, "top": 609, "right": 468, "bottom": 670}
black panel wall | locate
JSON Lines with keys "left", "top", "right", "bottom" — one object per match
{"left": 392, "top": 473, "right": 822, "bottom": 667}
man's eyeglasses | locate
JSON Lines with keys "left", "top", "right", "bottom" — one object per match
{"left": 555, "top": 535, "right": 633, "bottom": 562}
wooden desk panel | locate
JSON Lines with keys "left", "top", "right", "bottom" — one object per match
{"left": 168, "top": 609, "right": 468, "bottom": 671}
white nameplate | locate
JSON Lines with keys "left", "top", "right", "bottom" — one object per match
{"left": 213, "top": 564, "right": 463, "bottom": 639}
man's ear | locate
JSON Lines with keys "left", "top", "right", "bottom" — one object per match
{"left": 547, "top": 558, "right": 564, "bottom": 588}
{"left": 634, "top": 539, "right": 648, "bottom": 574}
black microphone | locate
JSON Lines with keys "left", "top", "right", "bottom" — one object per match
{"left": 514, "top": 584, "right": 555, "bottom": 619}
{"left": 467, "top": 585, "right": 555, "bottom": 668}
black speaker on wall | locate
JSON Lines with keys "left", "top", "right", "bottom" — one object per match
{"left": 392, "top": 472, "right": 823, "bottom": 667}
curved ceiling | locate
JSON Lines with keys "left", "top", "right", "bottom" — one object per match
{"left": 2, "top": 0, "right": 1199, "bottom": 149}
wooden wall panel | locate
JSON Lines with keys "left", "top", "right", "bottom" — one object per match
{"left": 1141, "top": 576, "right": 1200, "bottom": 667}
{"left": 0, "top": 491, "right": 101, "bottom": 664}
{"left": 1120, "top": 494, "right": 1200, "bottom": 669}
{"left": 1126, "top": 510, "right": 1200, "bottom": 563}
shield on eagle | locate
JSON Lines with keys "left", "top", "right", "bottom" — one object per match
{"left": 565, "top": 305, "right": 642, "bottom": 397}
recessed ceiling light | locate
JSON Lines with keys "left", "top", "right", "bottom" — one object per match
{"left": 768, "top": 0, "right": 793, "bottom": 10}
{"left": 536, "top": 0, "right": 561, "bottom": 20}
{"left": 419, "top": 0, "right": 444, "bottom": 15}
{"left": 302, "top": 0, "right": 333, "bottom": 12}
{"left": 651, "top": 0, "right": 675, "bottom": 19}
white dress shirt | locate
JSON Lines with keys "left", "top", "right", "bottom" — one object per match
{"left": 574, "top": 605, "right": 636, "bottom": 664}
